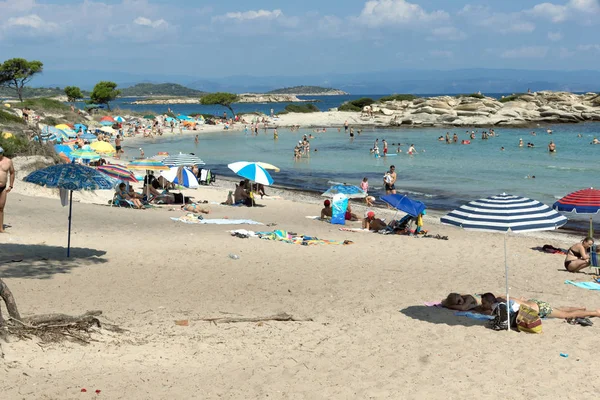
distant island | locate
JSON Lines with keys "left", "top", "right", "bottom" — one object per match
{"left": 267, "top": 85, "right": 347, "bottom": 96}
{"left": 119, "top": 83, "right": 206, "bottom": 97}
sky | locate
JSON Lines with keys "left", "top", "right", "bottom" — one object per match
{"left": 1, "top": 0, "right": 599, "bottom": 79}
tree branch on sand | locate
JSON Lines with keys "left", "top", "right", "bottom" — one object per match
{"left": 0, "top": 278, "right": 121, "bottom": 344}
{"left": 199, "top": 312, "right": 313, "bottom": 325}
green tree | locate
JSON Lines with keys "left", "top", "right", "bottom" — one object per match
{"left": 90, "top": 81, "right": 120, "bottom": 110}
{"left": 64, "top": 86, "right": 83, "bottom": 105}
{"left": 0, "top": 58, "right": 44, "bottom": 102}
{"left": 200, "top": 92, "right": 240, "bottom": 117}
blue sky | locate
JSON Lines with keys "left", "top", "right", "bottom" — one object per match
{"left": 1, "top": 0, "right": 599, "bottom": 78}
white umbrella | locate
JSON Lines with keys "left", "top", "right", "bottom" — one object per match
{"left": 441, "top": 193, "right": 568, "bottom": 330}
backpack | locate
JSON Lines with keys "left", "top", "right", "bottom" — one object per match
{"left": 487, "top": 302, "right": 517, "bottom": 331}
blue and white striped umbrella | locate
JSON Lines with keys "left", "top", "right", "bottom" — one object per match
{"left": 441, "top": 193, "right": 567, "bottom": 233}
{"left": 114, "top": 116, "right": 125, "bottom": 123}
{"left": 162, "top": 153, "right": 205, "bottom": 167}
{"left": 160, "top": 166, "right": 199, "bottom": 189}
{"left": 228, "top": 161, "right": 274, "bottom": 186}
{"left": 441, "top": 194, "right": 567, "bottom": 330}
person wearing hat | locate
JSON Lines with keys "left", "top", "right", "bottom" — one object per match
{"left": 0, "top": 146, "right": 15, "bottom": 233}
{"left": 320, "top": 199, "right": 332, "bottom": 220}
{"left": 362, "top": 210, "right": 387, "bottom": 231}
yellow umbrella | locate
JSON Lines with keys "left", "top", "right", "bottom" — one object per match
{"left": 90, "top": 141, "right": 116, "bottom": 155}
{"left": 256, "top": 162, "right": 280, "bottom": 172}
{"left": 99, "top": 126, "right": 116, "bottom": 134}
{"left": 55, "top": 124, "right": 71, "bottom": 130}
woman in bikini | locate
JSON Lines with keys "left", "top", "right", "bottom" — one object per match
{"left": 564, "top": 236, "right": 594, "bottom": 272}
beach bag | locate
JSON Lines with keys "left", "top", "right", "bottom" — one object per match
{"left": 487, "top": 302, "right": 517, "bottom": 331}
{"left": 516, "top": 304, "right": 542, "bottom": 334}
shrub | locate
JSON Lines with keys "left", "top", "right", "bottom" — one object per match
{"left": 455, "top": 93, "right": 485, "bottom": 99}
{"left": 279, "top": 103, "right": 320, "bottom": 114}
{"left": 499, "top": 93, "right": 525, "bottom": 103}
{"left": 378, "top": 94, "right": 418, "bottom": 102}
{"left": 338, "top": 103, "right": 362, "bottom": 112}
{"left": 338, "top": 97, "right": 375, "bottom": 112}
{"left": 40, "top": 116, "right": 60, "bottom": 126}
{"left": 0, "top": 131, "right": 60, "bottom": 160}
{"left": 0, "top": 109, "right": 25, "bottom": 124}
{"left": 16, "top": 98, "right": 70, "bottom": 112}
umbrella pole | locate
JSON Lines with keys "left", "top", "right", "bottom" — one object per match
{"left": 67, "top": 190, "right": 73, "bottom": 257}
{"left": 504, "top": 233, "right": 510, "bottom": 331}
{"left": 590, "top": 216, "right": 594, "bottom": 238}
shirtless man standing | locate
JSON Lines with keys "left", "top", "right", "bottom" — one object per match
{"left": 0, "top": 147, "right": 16, "bottom": 233}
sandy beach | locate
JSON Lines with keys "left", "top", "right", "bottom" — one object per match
{"left": 2, "top": 165, "right": 600, "bottom": 399}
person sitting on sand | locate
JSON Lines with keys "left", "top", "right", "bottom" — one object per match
{"left": 321, "top": 199, "right": 332, "bottom": 219}
{"left": 116, "top": 183, "right": 143, "bottom": 209}
{"left": 362, "top": 211, "right": 387, "bottom": 231}
{"left": 252, "top": 183, "right": 267, "bottom": 199}
{"left": 564, "top": 236, "right": 594, "bottom": 272}
{"left": 345, "top": 203, "right": 359, "bottom": 221}
{"left": 182, "top": 203, "right": 210, "bottom": 214}
{"left": 481, "top": 293, "right": 600, "bottom": 320}
{"left": 234, "top": 180, "right": 251, "bottom": 206}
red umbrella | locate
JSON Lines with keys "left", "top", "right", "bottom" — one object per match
{"left": 100, "top": 116, "right": 115, "bottom": 122}
{"left": 553, "top": 188, "right": 600, "bottom": 236}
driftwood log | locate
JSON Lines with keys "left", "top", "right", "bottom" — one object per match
{"left": 200, "top": 312, "right": 313, "bottom": 324}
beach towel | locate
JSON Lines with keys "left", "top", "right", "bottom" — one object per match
{"left": 171, "top": 215, "right": 263, "bottom": 225}
{"left": 534, "top": 244, "right": 567, "bottom": 255}
{"left": 565, "top": 280, "right": 600, "bottom": 290}
{"left": 339, "top": 227, "right": 371, "bottom": 232}
{"left": 454, "top": 311, "right": 495, "bottom": 321}
{"left": 305, "top": 216, "right": 322, "bottom": 220}
{"left": 255, "top": 230, "right": 350, "bottom": 246}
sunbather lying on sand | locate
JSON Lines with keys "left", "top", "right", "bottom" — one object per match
{"left": 182, "top": 204, "right": 210, "bottom": 214}
{"left": 481, "top": 293, "right": 600, "bottom": 319}
{"left": 442, "top": 293, "right": 484, "bottom": 312}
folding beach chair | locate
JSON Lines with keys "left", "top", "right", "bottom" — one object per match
{"left": 111, "top": 193, "right": 135, "bottom": 208}
{"left": 591, "top": 245, "right": 600, "bottom": 275}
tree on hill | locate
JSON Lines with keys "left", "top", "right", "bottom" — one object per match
{"left": 64, "top": 86, "right": 83, "bottom": 105}
{"left": 200, "top": 92, "right": 239, "bottom": 117}
{"left": 90, "top": 81, "right": 121, "bottom": 110}
{"left": 0, "top": 58, "right": 44, "bottom": 101}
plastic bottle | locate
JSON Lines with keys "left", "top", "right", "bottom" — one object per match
{"left": 229, "top": 254, "right": 240, "bottom": 260}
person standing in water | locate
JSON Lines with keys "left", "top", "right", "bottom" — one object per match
{"left": 194, "top": 135, "right": 199, "bottom": 145}
{"left": 382, "top": 139, "right": 388, "bottom": 156}
{"left": 273, "top": 128, "right": 278, "bottom": 140}
{"left": 548, "top": 141, "right": 556, "bottom": 153}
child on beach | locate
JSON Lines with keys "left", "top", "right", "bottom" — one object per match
{"left": 361, "top": 177, "right": 375, "bottom": 206}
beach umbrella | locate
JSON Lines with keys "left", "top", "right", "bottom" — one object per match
{"left": 162, "top": 153, "right": 205, "bottom": 167}
{"left": 381, "top": 193, "right": 426, "bottom": 217}
{"left": 165, "top": 117, "right": 176, "bottom": 122}
{"left": 54, "top": 144, "right": 73, "bottom": 156}
{"left": 143, "top": 115, "right": 155, "bottom": 120}
{"left": 150, "top": 152, "right": 169, "bottom": 161}
{"left": 161, "top": 166, "right": 199, "bottom": 189}
{"left": 100, "top": 116, "right": 115, "bottom": 122}
{"left": 74, "top": 123, "right": 87, "bottom": 132}
{"left": 441, "top": 193, "right": 568, "bottom": 330}
{"left": 228, "top": 161, "right": 274, "bottom": 186}
{"left": 100, "top": 120, "right": 114, "bottom": 126}
{"left": 55, "top": 124, "right": 71, "bottom": 131}
{"left": 322, "top": 184, "right": 366, "bottom": 199}
{"left": 553, "top": 188, "right": 600, "bottom": 237}
{"left": 80, "top": 132, "right": 98, "bottom": 141}
{"left": 97, "top": 164, "right": 137, "bottom": 183}
{"left": 70, "top": 148, "right": 101, "bottom": 161}
{"left": 177, "top": 115, "right": 192, "bottom": 121}
{"left": 114, "top": 116, "right": 125, "bottom": 123}
{"left": 90, "top": 141, "right": 116, "bottom": 156}
{"left": 58, "top": 152, "right": 70, "bottom": 163}
{"left": 23, "top": 163, "right": 118, "bottom": 256}
{"left": 256, "top": 162, "right": 280, "bottom": 172}
{"left": 98, "top": 126, "right": 116, "bottom": 135}
{"left": 128, "top": 159, "right": 170, "bottom": 199}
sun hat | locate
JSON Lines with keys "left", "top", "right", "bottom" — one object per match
{"left": 366, "top": 210, "right": 375, "bottom": 218}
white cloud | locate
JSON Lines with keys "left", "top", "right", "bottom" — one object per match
{"left": 577, "top": 44, "right": 600, "bottom": 51}
{"left": 501, "top": 46, "right": 549, "bottom": 58}
{"left": 548, "top": 31, "right": 563, "bottom": 41}
{"left": 133, "top": 16, "right": 168, "bottom": 28}
{"left": 528, "top": 3, "right": 568, "bottom": 22}
{"left": 5, "top": 14, "right": 61, "bottom": 35}
{"left": 215, "top": 9, "right": 283, "bottom": 22}
{"left": 429, "top": 50, "right": 453, "bottom": 58}
{"left": 569, "top": 0, "right": 600, "bottom": 12}
{"left": 429, "top": 26, "right": 467, "bottom": 41}
{"left": 358, "top": 0, "right": 449, "bottom": 27}
{"left": 527, "top": 0, "right": 600, "bottom": 22}
{"left": 459, "top": 7, "right": 534, "bottom": 34}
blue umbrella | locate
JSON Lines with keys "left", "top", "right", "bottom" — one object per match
{"left": 380, "top": 194, "right": 426, "bottom": 217}
{"left": 165, "top": 117, "right": 176, "bottom": 122}
{"left": 80, "top": 132, "right": 98, "bottom": 141}
{"left": 114, "top": 116, "right": 125, "bottom": 123}
{"left": 228, "top": 161, "right": 274, "bottom": 186}
{"left": 74, "top": 123, "right": 87, "bottom": 132}
{"left": 177, "top": 115, "right": 191, "bottom": 120}
{"left": 441, "top": 193, "right": 567, "bottom": 330}
{"left": 23, "top": 163, "right": 118, "bottom": 256}
{"left": 100, "top": 120, "right": 114, "bottom": 126}
{"left": 322, "top": 184, "right": 366, "bottom": 199}
{"left": 54, "top": 144, "right": 73, "bottom": 156}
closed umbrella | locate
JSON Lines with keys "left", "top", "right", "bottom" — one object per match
{"left": 553, "top": 188, "right": 600, "bottom": 237}
{"left": 90, "top": 141, "right": 116, "bottom": 156}
{"left": 162, "top": 153, "right": 205, "bottom": 167}
{"left": 441, "top": 193, "right": 568, "bottom": 330}
{"left": 228, "top": 161, "right": 273, "bottom": 186}
{"left": 322, "top": 184, "right": 366, "bottom": 199}
{"left": 23, "top": 163, "right": 118, "bottom": 256}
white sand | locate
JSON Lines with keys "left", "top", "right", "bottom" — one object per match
{"left": 1, "top": 172, "right": 600, "bottom": 399}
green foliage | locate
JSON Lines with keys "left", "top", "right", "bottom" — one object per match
{"left": 455, "top": 93, "right": 485, "bottom": 99}
{"left": 120, "top": 83, "right": 205, "bottom": 97}
{"left": 278, "top": 103, "right": 320, "bottom": 114}
{"left": 499, "top": 93, "right": 525, "bottom": 103}
{"left": 189, "top": 113, "right": 215, "bottom": 119}
{"left": 338, "top": 97, "right": 374, "bottom": 112}
{"left": 90, "top": 81, "right": 121, "bottom": 110}
{"left": 267, "top": 85, "right": 343, "bottom": 95}
{"left": 16, "top": 98, "right": 70, "bottom": 112}
{"left": 200, "top": 92, "right": 240, "bottom": 116}
{"left": 64, "top": 86, "right": 83, "bottom": 103}
{"left": 0, "top": 58, "right": 44, "bottom": 101}
{"left": 378, "top": 94, "right": 418, "bottom": 102}
{"left": 40, "top": 116, "right": 60, "bottom": 126}
{"left": 0, "top": 132, "right": 57, "bottom": 160}
{"left": 338, "top": 103, "right": 361, "bottom": 112}
{"left": 0, "top": 109, "right": 25, "bottom": 124}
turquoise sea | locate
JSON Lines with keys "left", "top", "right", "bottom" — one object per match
{"left": 122, "top": 121, "right": 600, "bottom": 230}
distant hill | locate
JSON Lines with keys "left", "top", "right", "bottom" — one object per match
{"left": 0, "top": 86, "right": 90, "bottom": 99}
{"left": 267, "top": 85, "right": 347, "bottom": 95}
{"left": 119, "top": 83, "right": 206, "bottom": 97}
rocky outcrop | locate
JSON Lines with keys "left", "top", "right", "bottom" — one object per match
{"left": 131, "top": 93, "right": 311, "bottom": 105}
{"left": 375, "top": 91, "right": 600, "bottom": 127}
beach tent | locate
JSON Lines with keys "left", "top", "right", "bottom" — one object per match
{"left": 441, "top": 193, "right": 567, "bottom": 330}
{"left": 553, "top": 188, "right": 600, "bottom": 237}
{"left": 23, "top": 163, "right": 118, "bottom": 256}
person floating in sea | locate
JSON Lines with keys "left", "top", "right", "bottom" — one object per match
{"left": 500, "top": 147, "right": 505, "bottom": 151}
{"left": 519, "top": 138, "right": 524, "bottom": 147}
{"left": 470, "top": 131, "right": 476, "bottom": 140}
{"left": 591, "top": 137, "right": 600, "bottom": 144}
{"left": 349, "top": 128, "right": 354, "bottom": 139}
{"left": 445, "top": 132, "right": 450, "bottom": 144}
{"left": 548, "top": 141, "right": 556, "bottom": 153}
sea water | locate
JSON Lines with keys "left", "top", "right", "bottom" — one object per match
{"left": 124, "top": 122, "right": 600, "bottom": 222}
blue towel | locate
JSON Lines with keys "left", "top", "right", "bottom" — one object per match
{"left": 565, "top": 280, "right": 600, "bottom": 290}
{"left": 454, "top": 311, "right": 494, "bottom": 320}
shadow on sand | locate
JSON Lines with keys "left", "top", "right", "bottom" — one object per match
{"left": 399, "top": 305, "right": 489, "bottom": 328}
{"left": 0, "top": 244, "right": 108, "bottom": 279}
